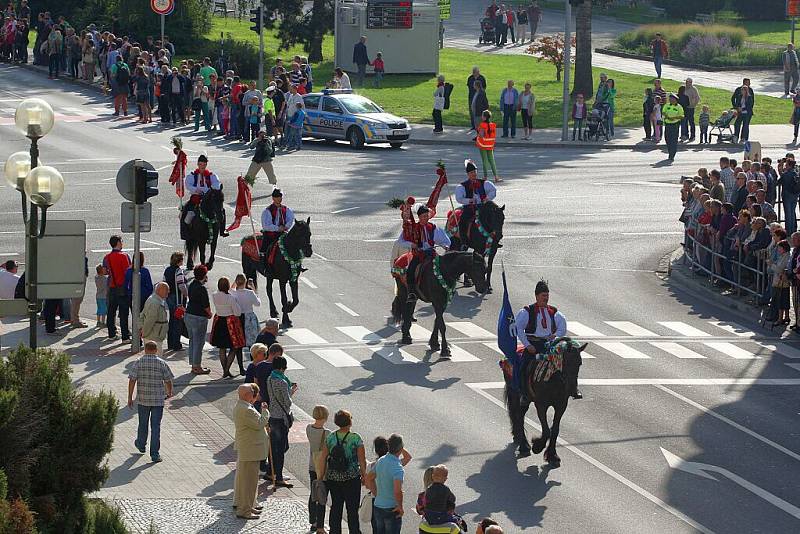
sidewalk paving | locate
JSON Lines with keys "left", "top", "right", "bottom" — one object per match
{"left": 0, "top": 318, "right": 315, "bottom": 534}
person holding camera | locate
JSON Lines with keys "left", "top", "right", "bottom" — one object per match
{"left": 232, "top": 274, "right": 261, "bottom": 361}
{"left": 266, "top": 355, "right": 296, "bottom": 488}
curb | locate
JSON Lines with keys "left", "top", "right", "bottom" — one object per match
{"left": 594, "top": 47, "right": 781, "bottom": 72}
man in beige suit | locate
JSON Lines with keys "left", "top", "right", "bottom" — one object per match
{"left": 233, "top": 383, "right": 270, "bottom": 519}
{"left": 140, "top": 282, "right": 169, "bottom": 348}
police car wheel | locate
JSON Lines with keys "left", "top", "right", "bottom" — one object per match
{"left": 389, "top": 142, "right": 403, "bottom": 149}
{"left": 347, "top": 127, "right": 365, "bottom": 149}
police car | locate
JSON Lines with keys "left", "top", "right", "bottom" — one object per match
{"left": 302, "top": 89, "right": 411, "bottom": 149}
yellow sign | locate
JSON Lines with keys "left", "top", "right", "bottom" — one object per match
{"left": 439, "top": 0, "right": 451, "bottom": 20}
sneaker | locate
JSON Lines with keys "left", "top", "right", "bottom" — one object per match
{"left": 151, "top": 455, "right": 163, "bottom": 463}
{"left": 134, "top": 441, "right": 145, "bottom": 453}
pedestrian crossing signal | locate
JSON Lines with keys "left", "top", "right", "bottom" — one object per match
{"left": 250, "top": 7, "right": 262, "bottom": 34}
{"left": 134, "top": 166, "right": 159, "bottom": 204}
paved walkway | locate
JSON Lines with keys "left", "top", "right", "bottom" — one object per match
{"left": 443, "top": 0, "right": 786, "bottom": 97}
{"left": 0, "top": 318, "right": 316, "bottom": 534}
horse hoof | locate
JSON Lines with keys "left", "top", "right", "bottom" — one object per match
{"left": 545, "top": 452, "right": 561, "bottom": 467}
{"left": 398, "top": 336, "right": 413, "bottom": 345}
{"left": 281, "top": 320, "right": 293, "bottom": 329}
{"left": 463, "top": 280, "right": 474, "bottom": 288}
{"left": 429, "top": 344, "right": 440, "bottom": 352}
{"left": 270, "top": 309, "right": 279, "bottom": 319}
{"left": 518, "top": 445, "right": 531, "bottom": 458}
{"left": 439, "top": 348, "right": 451, "bottom": 359}
{"left": 486, "top": 286, "right": 493, "bottom": 294}
{"left": 531, "top": 438, "right": 546, "bottom": 454}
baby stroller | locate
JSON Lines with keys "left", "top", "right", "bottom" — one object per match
{"left": 709, "top": 109, "right": 737, "bottom": 143}
{"left": 585, "top": 104, "right": 610, "bottom": 142}
{"left": 478, "top": 17, "right": 495, "bottom": 44}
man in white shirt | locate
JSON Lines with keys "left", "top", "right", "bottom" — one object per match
{"left": 398, "top": 205, "right": 451, "bottom": 301}
{"left": 0, "top": 260, "right": 20, "bottom": 300}
{"left": 284, "top": 84, "right": 305, "bottom": 120}
{"left": 260, "top": 188, "right": 295, "bottom": 257}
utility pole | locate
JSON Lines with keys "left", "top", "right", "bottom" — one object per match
{"left": 561, "top": 0, "right": 572, "bottom": 141}
{"left": 131, "top": 200, "right": 141, "bottom": 353}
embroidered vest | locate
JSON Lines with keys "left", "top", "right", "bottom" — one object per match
{"left": 417, "top": 222, "right": 436, "bottom": 247}
{"left": 191, "top": 170, "right": 211, "bottom": 189}
{"left": 524, "top": 304, "right": 558, "bottom": 338}
{"left": 461, "top": 179, "right": 488, "bottom": 202}
{"left": 268, "top": 204, "right": 287, "bottom": 227}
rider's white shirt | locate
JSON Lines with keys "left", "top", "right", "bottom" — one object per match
{"left": 455, "top": 179, "right": 497, "bottom": 206}
{"left": 396, "top": 225, "right": 451, "bottom": 251}
{"left": 515, "top": 306, "right": 567, "bottom": 349}
{"left": 185, "top": 171, "right": 221, "bottom": 196}
{"left": 261, "top": 205, "right": 295, "bottom": 232}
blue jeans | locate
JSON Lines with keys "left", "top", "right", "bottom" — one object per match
{"left": 654, "top": 55, "right": 663, "bottom": 78}
{"left": 502, "top": 104, "right": 516, "bottom": 137}
{"left": 166, "top": 294, "right": 182, "bottom": 350}
{"left": 606, "top": 108, "right": 615, "bottom": 136}
{"left": 184, "top": 313, "right": 208, "bottom": 367}
{"left": 372, "top": 506, "right": 402, "bottom": 534}
{"left": 286, "top": 125, "right": 302, "bottom": 148}
{"left": 784, "top": 194, "right": 798, "bottom": 235}
{"left": 230, "top": 104, "right": 241, "bottom": 137}
{"left": 268, "top": 418, "right": 289, "bottom": 481}
{"left": 136, "top": 404, "right": 164, "bottom": 460}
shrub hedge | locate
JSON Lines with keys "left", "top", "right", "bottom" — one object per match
{"left": 617, "top": 23, "right": 747, "bottom": 52}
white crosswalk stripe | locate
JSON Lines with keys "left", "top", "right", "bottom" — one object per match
{"left": 594, "top": 342, "right": 650, "bottom": 359}
{"left": 337, "top": 325, "right": 384, "bottom": 344}
{"left": 448, "top": 322, "right": 495, "bottom": 338}
{"left": 703, "top": 342, "right": 758, "bottom": 359}
{"left": 311, "top": 349, "right": 361, "bottom": 367}
{"left": 605, "top": 321, "right": 659, "bottom": 337}
{"left": 568, "top": 321, "right": 606, "bottom": 337}
{"left": 708, "top": 320, "right": 755, "bottom": 338}
{"left": 446, "top": 345, "right": 481, "bottom": 362}
{"left": 283, "top": 328, "right": 327, "bottom": 345}
{"left": 757, "top": 342, "right": 800, "bottom": 359}
{"left": 284, "top": 354, "right": 306, "bottom": 370}
{"left": 658, "top": 321, "right": 712, "bottom": 337}
{"left": 649, "top": 342, "right": 706, "bottom": 359}
{"left": 371, "top": 345, "right": 419, "bottom": 364}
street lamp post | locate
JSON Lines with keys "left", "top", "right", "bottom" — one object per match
{"left": 5, "top": 98, "right": 60, "bottom": 349}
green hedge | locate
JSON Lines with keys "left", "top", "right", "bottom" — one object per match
{"left": 708, "top": 47, "right": 783, "bottom": 67}
{"left": 617, "top": 23, "right": 747, "bottom": 52}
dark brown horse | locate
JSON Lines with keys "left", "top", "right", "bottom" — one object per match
{"left": 391, "top": 251, "right": 488, "bottom": 357}
{"left": 241, "top": 219, "right": 313, "bottom": 329}
{"left": 183, "top": 187, "right": 226, "bottom": 270}
{"left": 449, "top": 200, "right": 504, "bottom": 292}
{"left": 504, "top": 338, "right": 586, "bottom": 466}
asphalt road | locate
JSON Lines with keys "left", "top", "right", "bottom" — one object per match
{"left": 2, "top": 64, "right": 800, "bottom": 533}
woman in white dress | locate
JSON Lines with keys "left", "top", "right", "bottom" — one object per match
{"left": 232, "top": 274, "right": 261, "bottom": 362}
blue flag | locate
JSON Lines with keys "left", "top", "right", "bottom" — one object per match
{"left": 497, "top": 270, "right": 518, "bottom": 360}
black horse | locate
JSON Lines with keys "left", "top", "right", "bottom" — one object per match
{"left": 391, "top": 251, "right": 488, "bottom": 357}
{"left": 241, "top": 218, "right": 313, "bottom": 329}
{"left": 449, "top": 201, "right": 505, "bottom": 292}
{"left": 184, "top": 188, "right": 226, "bottom": 270}
{"left": 504, "top": 338, "right": 586, "bottom": 466}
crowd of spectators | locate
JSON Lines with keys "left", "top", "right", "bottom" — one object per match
{"left": 681, "top": 153, "right": 800, "bottom": 328}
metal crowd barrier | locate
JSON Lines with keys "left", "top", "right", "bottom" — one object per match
{"left": 683, "top": 219, "right": 768, "bottom": 299}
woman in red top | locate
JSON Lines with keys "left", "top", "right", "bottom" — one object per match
{"left": 475, "top": 110, "right": 501, "bottom": 182}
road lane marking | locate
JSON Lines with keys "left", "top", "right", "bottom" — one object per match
{"left": 659, "top": 322, "right": 713, "bottom": 337}
{"left": 331, "top": 207, "right": 360, "bottom": 214}
{"left": 469, "top": 378, "right": 800, "bottom": 387}
{"left": 372, "top": 345, "right": 419, "bottom": 364}
{"left": 446, "top": 345, "right": 481, "bottom": 362}
{"left": 568, "top": 322, "right": 606, "bottom": 337}
{"left": 299, "top": 277, "right": 318, "bottom": 289}
{"left": 313, "top": 252, "right": 329, "bottom": 261}
{"left": 409, "top": 324, "right": 433, "bottom": 339}
{"left": 211, "top": 254, "right": 238, "bottom": 263}
{"left": 363, "top": 238, "right": 397, "bottom": 243}
{"left": 335, "top": 303, "right": 360, "bottom": 317}
{"left": 448, "top": 322, "right": 495, "bottom": 338}
{"left": 466, "top": 382, "right": 714, "bottom": 534}
{"left": 703, "top": 342, "right": 758, "bottom": 359}
{"left": 649, "top": 342, "right": 706, "bottom": 359}
{"left": 141, "top": 239, "right": 173, "bottom": 247}
{"left": 90, "top": 247, "right": 160, "bottom": 252}
{"left": 708, "top": 320, "right": 755, "bottom": 338}
{"left": 136, "top": 136, "right": 152, "bottom": 143}
{"left": 656, "top": 385, "right": 800, "bottom": 463}
{"left": 605, "top": 321, "right": 659, "bottom": 337}
{"left": 337, "top": 326, "right": 384, "bottom": 344}
{"left": 755, "top": 342, "right": 800, "bottom": 359}
{"left": 283, "top": 328, "right": 327, "bottom": 345}
{"left": 595, "top": 342, "right": 650, "bottom": 359}
{"left": 311, "top": 349, "right": 361, "bottom": 367}
{"left": 283, "top": 353, "right": 305, "bottom": 370}
{"left": 622, "top": 231, "right": 685, "bottom": 236}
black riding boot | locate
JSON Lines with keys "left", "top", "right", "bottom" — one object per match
{"left": 406, "top": 257, "right": 419, "bottom": 302}
{"left": 571, "top": 387, "right": 583, "bottom": 400}
{"left": 236, "top": 348, "right": 245, "bottom": 376}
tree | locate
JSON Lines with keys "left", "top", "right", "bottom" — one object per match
{"left": 526, "top": 34, "right": 575, "bottom": 81}
{"left": 573, "top": 0, "right": 593, "bottom": 99}
{"left": 263, "top": 0, "right": 334, "bottom": 63}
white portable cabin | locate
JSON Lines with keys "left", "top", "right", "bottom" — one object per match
{"left": 334, "top": 0, "right": 440, "bottom": 74}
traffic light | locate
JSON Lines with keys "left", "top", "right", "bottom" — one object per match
{"left": 250, "top": 7, "right": 262, "bottom": 34}
{"left": 134, "top": 165, "right": 158, "bottom": 205}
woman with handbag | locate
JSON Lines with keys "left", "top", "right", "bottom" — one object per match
{"left": 210, "top": 276, "right": 245, "bottom": 378}
{"left": 307, "top": 405, "right": 331, "bottom": 534}
{"left": 266, "top": 356, "right": 296, "bottom": 488}
{"left": 185, "top": 265, "right": 212, "bottom": 375}
{"left": 318, "top": 410, "right": 367, "bottom": 534}
{"left": 163, "top": 252, "right": 188, "bottom": 352}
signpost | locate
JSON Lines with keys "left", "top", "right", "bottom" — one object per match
{"left": 151, "top": 0, "right": 175, "bottom": 49}
{"left": 27, "top": 220, "right": 87, "bottom": 300}
{"left": 116, "top": 159, "right": 158, "bottom": 353}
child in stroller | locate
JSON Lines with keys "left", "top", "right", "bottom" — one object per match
{"left": 479, "top": 17, "right": 495, "bottom": 44}
{"left": 709, "top": 109, "right": 738, "bottom": 143}
{"left": 585, "top": 103, "right": 610, "bottom": 142}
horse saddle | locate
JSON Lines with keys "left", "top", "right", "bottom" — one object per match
{"left": 391, "top": 252, "right": 431, "bottom": 297}
{"left": 446, "top": 208, "right": 474, "bottom": 240}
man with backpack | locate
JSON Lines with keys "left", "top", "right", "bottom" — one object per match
{"left": 779, "top": 157, "right": 799, "bottom": 234}
{"left": 111, "top": 55, "right": 130, "bottom": 116}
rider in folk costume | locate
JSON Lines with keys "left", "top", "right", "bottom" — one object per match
{"left": 183, "top": 154, "right": 221, "bottom": 225}
{"left": 399, "top": 204, "right": 451, "bottom": 301}
{"left": 454, "top": 159, "right": 497, "bottom": 248}
{"left": 514, "top": 279, "right": 581, "bottom": 399}
{"left": 260, "top": 188, "right": 295, "bottom": 256}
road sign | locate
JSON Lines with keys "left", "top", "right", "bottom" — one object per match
{"left": 121, "top": 201, "right": 152, "bottom": 233}
{"left": 116, "top": 159, "right": 156, "bottom": 202}
{"left": 439, "top": 0, "right": 450, "bottom": 20}
{"left": 151, "top": 0, "right": 175, "bottom": 16}
{"left": 26, "top": 220, "right": 87, "bottom": 300}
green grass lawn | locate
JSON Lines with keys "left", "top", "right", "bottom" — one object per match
{"left": 740, "top": 20, "right": 795, "bottom": 46}
{"left": 199, "top": 16, "right": 790, "bottom": 128}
